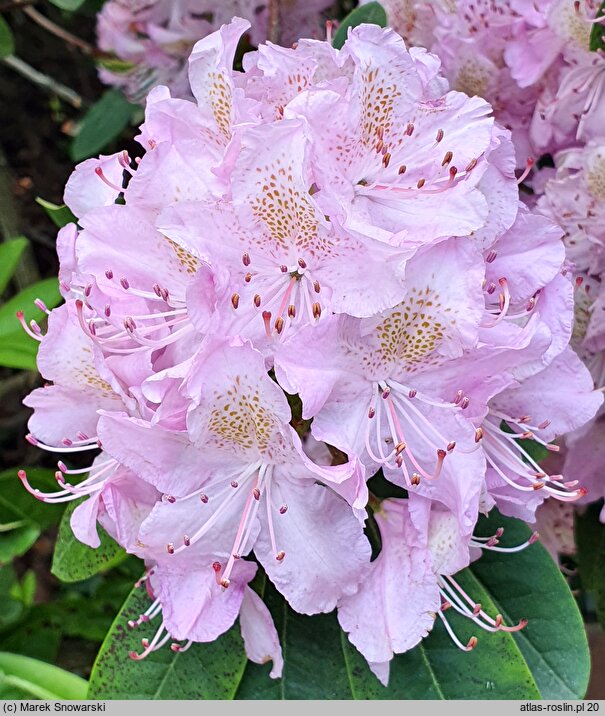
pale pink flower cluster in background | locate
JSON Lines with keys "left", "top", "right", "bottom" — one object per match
{"left": 96, "top": 0, "right": 333, "bottom": 101}
{"left": 20, "top": 18, "right": 603, "bottom": 683}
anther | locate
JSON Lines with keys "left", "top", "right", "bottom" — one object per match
{"left": 312, "top": 302, "right": 321, "bottom": 319}
{"left": 313, "top": 280, "right": 321, "bottom": 293}
{"left": 382, "top": 387, "right": 391, "bottom": 399}
{"left": 220, "top": 578, "right": 230, "bottom": 588}
{"left": 529, "top": 532, "right": 540, "bottom": 544}
{"left": 368, "top": 407, "right": 376, "bottom": 418}
{"left": 231, "top": 293, "right": 240, "bottom": 309}
{"left": 244, "top": 272, "right": 252, "bottom": 283}
{"left": 398, "top": 164, "right": 407, "bottom": 175}
{"left": 442, "top": 151, "right": 453, "bottom": 166}
{"left": 120, "top": 277, "right": 129, "bottom": 290}
{"left": 200, "top": 493, "right": 208, "bottom": 503}
{"left": 276, "top": 551, "right": 286, "bottom": 561}
{"left": 253, "top": 488, "right": 261, "bottom": 501}
{"left": 447, "top": 441, "right": 456, "bottom": 452}
{"left": 183, "top": 535, "right": 191, "bottom": 546}
{"left": 417, "top": 178, "right": 426, "bottom": 189}
{"left": 231, "top": 480, "right": 239, "bottom": 488}
{"left": 280, "top": 265, "right": 288, "bottom": 273}
{"left": 449, "top": 166, "right": 458, "bottom": 181}
{"left": 382, "top": 152, "right": 391, "bottom": 168}
{"left": 460, "top": 397, "right": 470, "bottom": 409}
{"left": 275, "top": 316, "right": 284, "bottom": 334}
{"left": 104, "top": 304, "right": 111, "bottom": 317}
{"left": 279, "top": 505, "right": 288, "bottom": 514}
{"left": 408, "top": 389, "right": 417, "bottom": 398}
{"left": 297, "top": 257, "right": 307, "bottom": 269}
{"left": 405, "top": 123, "right": 414, "bottom": 136}
{"left": 167, "top": 543, "right": 175, "bottom": 554}
{"left": 376, "top": 139, "right": 384, "bottom": 153}
{"left": 436, "top": 129, "right": 444, "bottom": 143}
{"left": 475, "top": 428, "right": 484, "bottom": 443}
{"left": 253, "top": 294, "right": 261, "bottom": 308}
{"left": 242, "top": 252, "right": 251, "bottom": 266}
{"left": 287, "top": 304, "right": 296, "bottom": 318}
{"left": 411, "top": 473, "right": 421, "bottom": 486}
{"left": 164, "top": 494, "right": 176, "bottom": 503}
{"left": 105, "top": 270, "right": 113, "bottom": 280}
{"left": 465, "top": 158, "right": 478, "bottom": 172}
{"left": 466, "top": 637, "right": 478, "bottom": 650}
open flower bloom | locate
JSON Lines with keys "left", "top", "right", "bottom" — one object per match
{"left": 96, "top": 339, "right": 371, "bottom": 615}
{"left": 275, "top": 237, "right": 488, "bottom": 531}
{"left": 338, "top": 498, "right": 533, "bottom": 686}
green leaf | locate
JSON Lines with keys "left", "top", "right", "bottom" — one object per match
{"left": 0, "top": 238, "right": 28, "bottom": 294}
{"left": 0, "top": 469, "right": 65, "bottom": 563}
{"left": 236, "top": 580, "right": 539, "bottom": 700}
{"left": 471, "top": 510, "right": 590, "bottom": 699}
{"left": 0, "top": 524, "right": 40, "bottom": 565}
{"left": 70, "top": 90, "right": 136, "bottom": 162}
{"left": 0, "top": 652, "right": 87, "bottom": 699}
{"left": 575, "top": 500, "right": 605, "bottom": 630}
{"left": 97, "top": 56, "right": 137, "bottom": 74}
{"left": 0, "top": 16, "right": 15, "bottom": 59}
{"left": 51, "top": 499, "right": 127, "bottom": 582}
{"left": 88, "top": 584, "right": 249, "bottom": 699}
{"left": 0, "top": 278, "right": 62, "bottom": 369}
{"left": 0, "top": 566, "right": 24, "bottom": 628}
{"left": 36, "top": 198, "right": 77, "bottom": 228}
{"left": 590, "top": 2, "right": 605, "bottom": 51}
{"left": 48, "top": 0, "right": 85, "bottom": 11}
{"left": 332, "top": 2, "right": 387, "bottom": 50}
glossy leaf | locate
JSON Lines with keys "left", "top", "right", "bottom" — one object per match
{"left": 0, "top": 238, "right": 28, "bottom": 294}
{"left": 70, "top": 90, "right": 135, "bottom": 162}
{"left": 590, "top": 2, "right": 605, "bottom": 51}
{"left": 36, "top": 198, "right": 77, "bottom": 229}
{"left": 0, "top": 16, "right": 14, "bottom": 59}
{"left": 575, "top": 500, "right": 605, "bottom": 630}
{"left": 88, "top": 584, "right": 249, "bottom": 699}
{"left": 332, "top": 2, "right": 387, "bottom": 50}
{"left": 236, "top": 580, "right": 539, "bottom": 700}
{"left": 471, "top": 510, "right": 590, "bottom": 699}
{"left": 0, "top": 652, "right": 87, "bottom": 700}
{"left": 52, "top": 500, "right": 126, "bottom": 583}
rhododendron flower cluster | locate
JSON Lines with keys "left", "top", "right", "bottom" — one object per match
{"left": 365, "top": 0, "right": 605, "bottom": 525}
{"left": 97, "top": 0, "right": 333, "bottom": 100}
{"left": 20, "top": 19, "right": 602, "bottom": 684}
